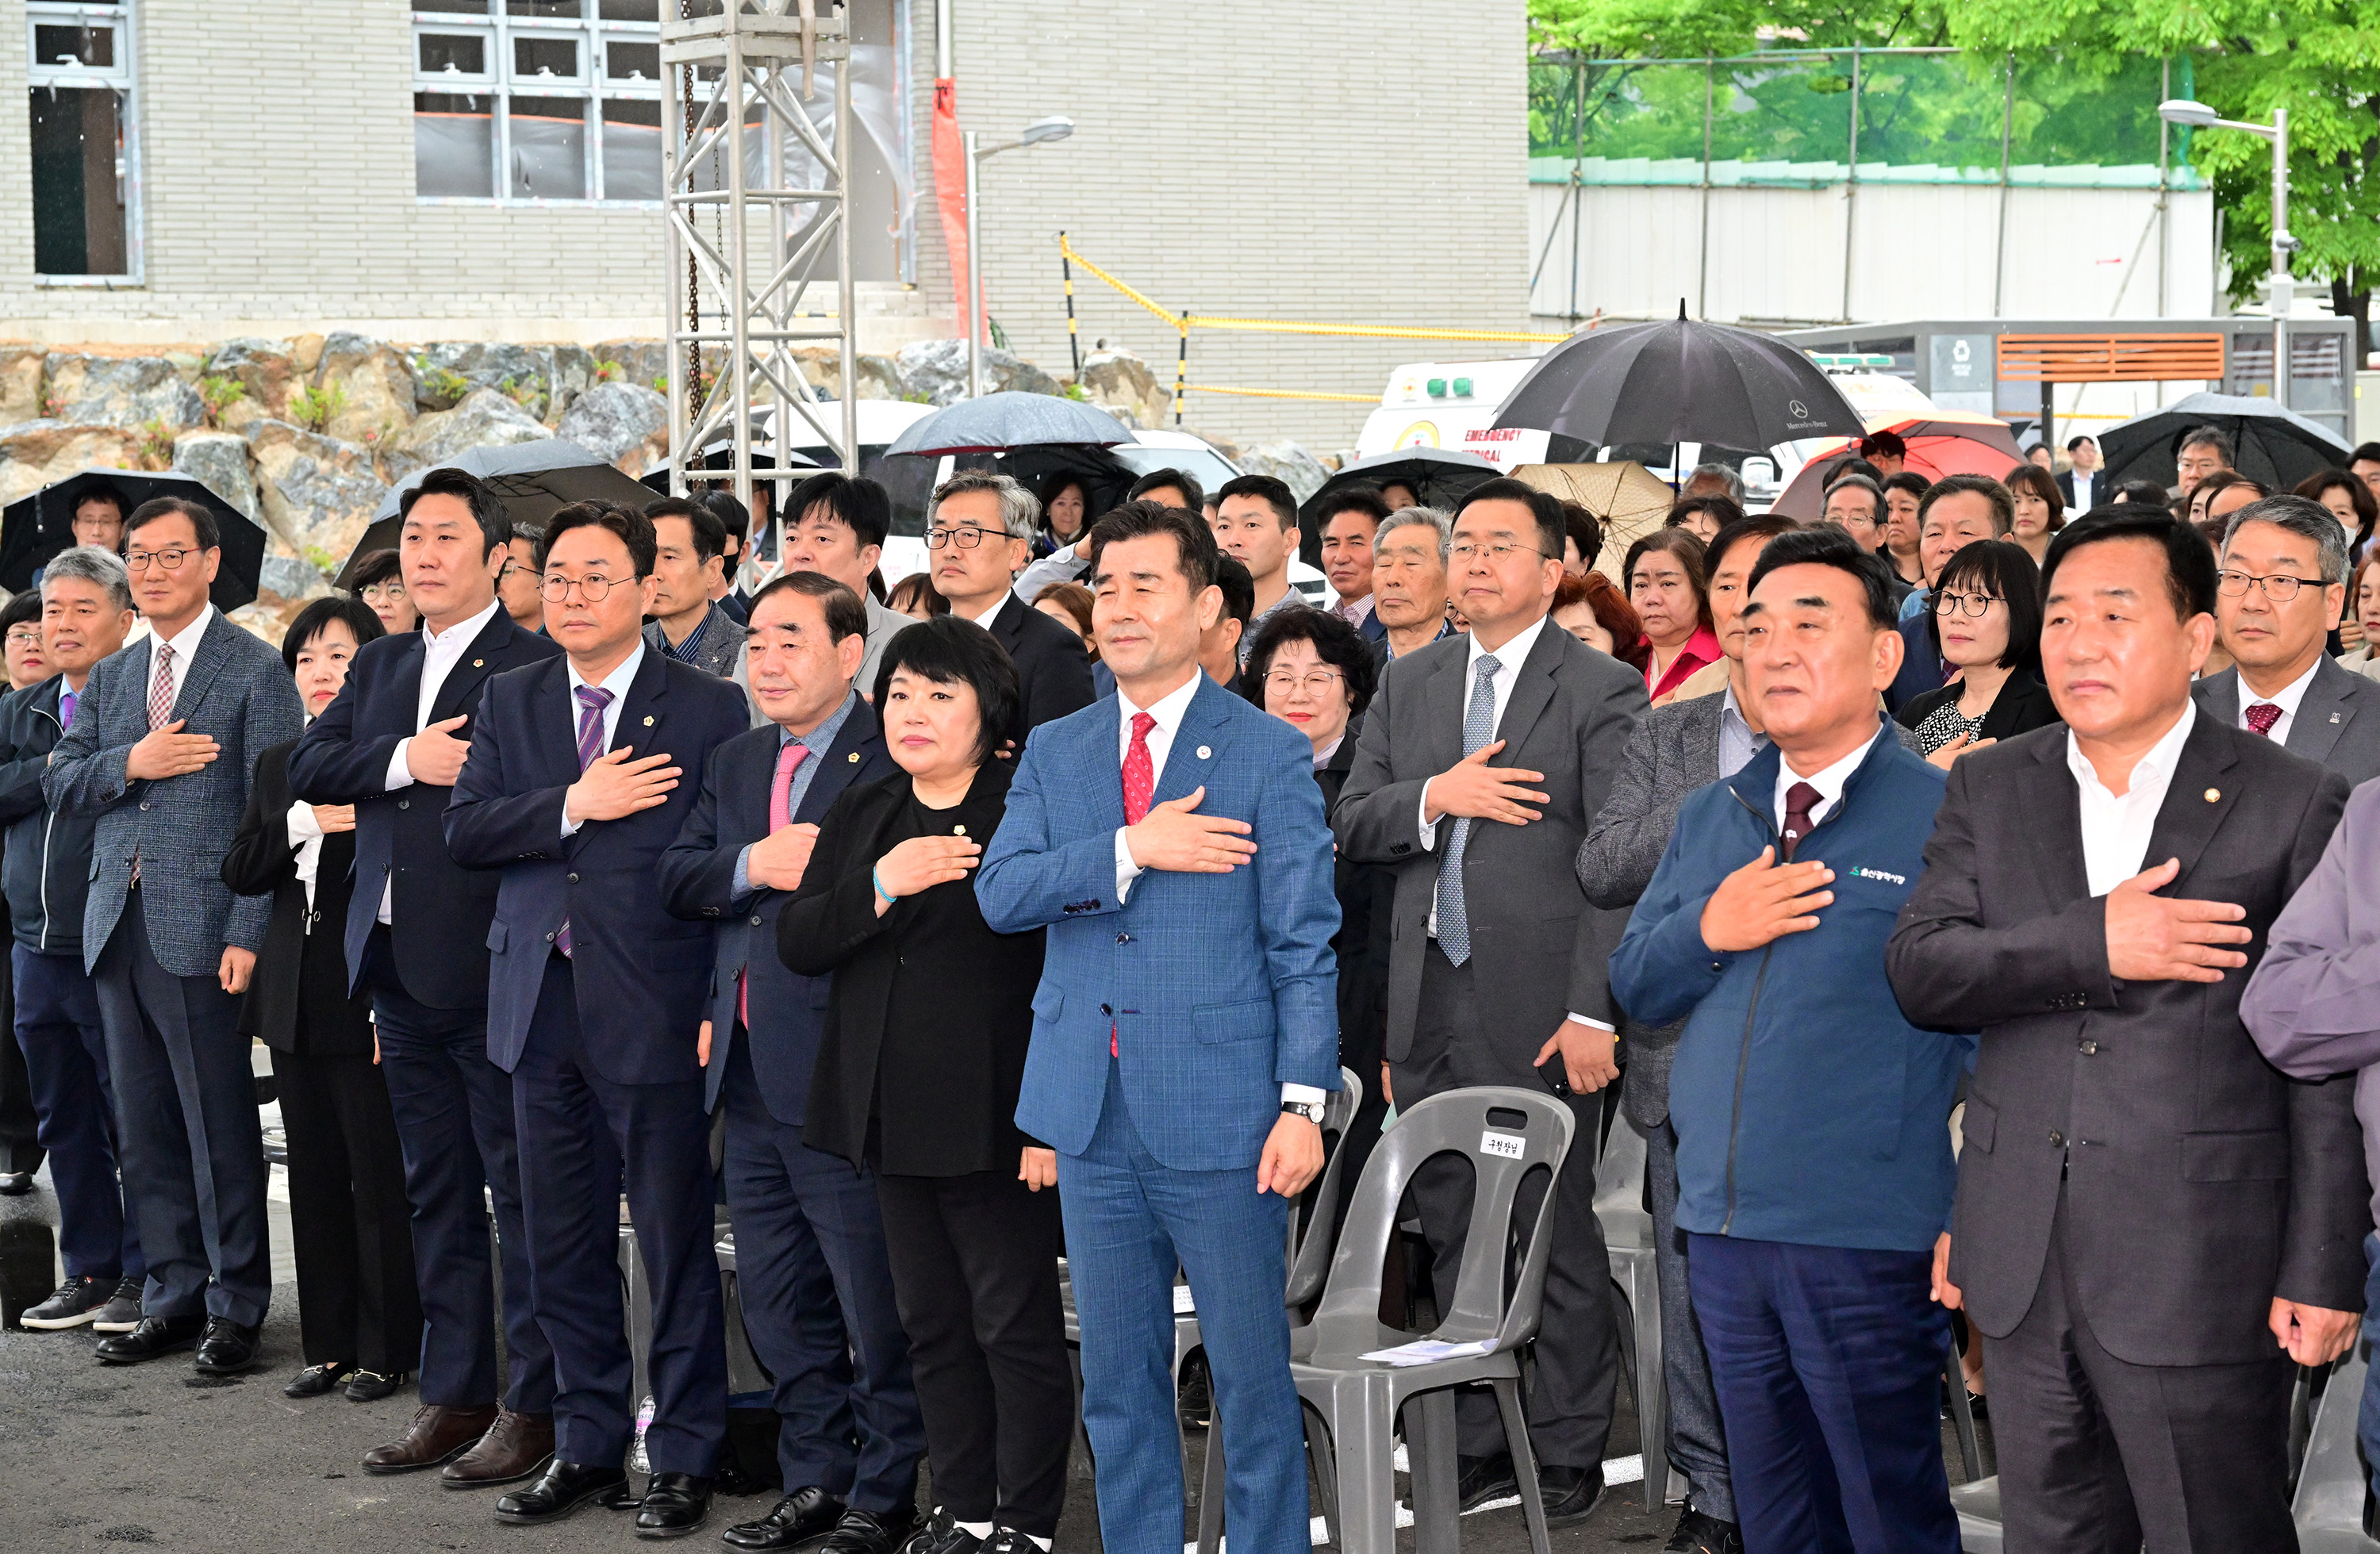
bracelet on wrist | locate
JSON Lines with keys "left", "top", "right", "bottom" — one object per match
{"left": 872, "top": 867, "right": 895, "bottom": 904}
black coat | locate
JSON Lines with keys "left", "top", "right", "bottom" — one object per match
{"left": 1314, "top": 733, "right": 1390, "bottom": 1080}
{"left": 1894, "top": 670, "right": 2063, "bottom": 745}
{"left": 778, "top": 762, "right": 1047, "bottom": 1176}
{"left": 222, "top": 739, "right": 375, "bottom": 1057}
{"left": 985, "top": 593, "right": 1096, "bottom": 744}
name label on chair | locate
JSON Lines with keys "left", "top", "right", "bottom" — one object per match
{"left": 1478, "top": 1129, "right": 1526, "bottom": 1160}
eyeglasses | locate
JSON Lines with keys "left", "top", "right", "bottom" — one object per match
{"left": 125, "top": 547, "right": 197, "bottom": 573}
{"left": 540, "top": 573, "right": 625, "bottom": 603}
{"left": 1449, "top": 539, "right": 1552, "bottom": 565}
{"left": 925, "top": 525, "right": 1002, "bottom": 550}
{"left": 359, "top": 581, "right": 407, "bottom": 602}
{"left": 5, "top": 628, "right": 41, "bottom": 647}
{"left": 1262, "top": 668, "right": 1345, "bottom": 697}
{"left": 2216, "top": 569, "right": 2325, "bottom": 603}
{"left": 1932, "top": 590, "right": 2004, "bottom": 619}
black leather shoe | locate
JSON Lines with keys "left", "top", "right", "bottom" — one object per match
{"left": 343, "top": 1368, "right": 408, "bottom": 1402}
{"left": 632, "top": 1471, "right": 712, "bottom": 1539}
{"left": 494, "top": 1459, "right": 631, "bottom": 1525}
{"left": 898, "top": 1509, "right": 985, "bottom": 1554}
{"left": 1539, "top": 1463, "right": 1606, "bottom": 1529}
{"left": 284, "top": 1361, "right": 351, "bottom": 1398}
{"left": 0, "top": 1170, "right": 32, "bottom": 1195}
{"left": 93, "top": 1313, "right": 205, "bottom": 1364}
{"left": 724, "top": 1486, "right": 850, "bottom": 1551}
{"left": 193, "top": 1317, "right": 260, "bottom": 1375}
{"left": 1456, "top": 1451, "right": 1518, "bottom": 1512}
{"left": 816, "top": 1506, "right": 919, "bottom": 1554}
{"left": 1664, "top": 1506, "right": 1745, "bottom": 1553}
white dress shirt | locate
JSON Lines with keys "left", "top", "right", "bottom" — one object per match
{"left": 1772, "top": 723, "right": 1887, "bottom": 837}
{"left": 2068, "top": 470, "right": 2097, "bottom": 512}
{"left": 2236, "top": 656, "right": 2321, "bottom": 744}
{"left": 965, "top": 592, "right": 1015, "bottom": 631}
{"left": 2067, "top": 700, "right": 2197, "bottom": 896}
{"left": 558, "top": 642, "right": 647, "bottom": 838}
{"left": 146, "top": 604, "right": 216, "bottom": 712}
{"left": 284, "top": 801, "right": 325, "bottom": 912}
{"left": 376, "top": 599, "right": 503, "bottom": 923}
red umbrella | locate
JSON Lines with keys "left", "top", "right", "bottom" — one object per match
{"left": 1770, "top": 413, "right": 2023, "bottom": 521}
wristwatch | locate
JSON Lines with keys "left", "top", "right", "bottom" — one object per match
{"left": 1280, "top": 1099, "right": 1324, "bottom": 1124}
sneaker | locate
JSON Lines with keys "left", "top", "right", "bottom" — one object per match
{"left": 19, "top": 1275, "right": 110, "bottom": 1329}
{"left": 91, "top": 1276, "right": 144, "bottom": 1333}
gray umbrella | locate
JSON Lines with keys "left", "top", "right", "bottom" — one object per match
{"left": 2094, "top": 392, "right": 2352, "bottom": 498}
{"left": 885, "top": 392, "right": 1128, "bottom": 457}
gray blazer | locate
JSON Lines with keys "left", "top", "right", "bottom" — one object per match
{"left": 1334, "top": 620, "right": 1647, "bottom": 1076}
{"left": 1578, "top": 691, "right": 1921, "bottom": 1127}
{"left": 45, "top": 612, "right": 305, "bottom": 978}
{"left": 2193, "top": 654, "right": 2380, "bottom": 787}
{"left": 858, "top": 597, "right": 909, "bottom": 694}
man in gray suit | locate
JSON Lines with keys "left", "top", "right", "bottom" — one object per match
{"left": 1887, "top": 508, "right": 2364, "bottom": 1551}
{"left": 2194, "top": 492, "right": 2380, "bottom": 785}
{"left": 1336, "top": 476, "right": 1646, "bottom": 1525}
{"left": 46, "top": 497, "right": 305, "bottom": 1375}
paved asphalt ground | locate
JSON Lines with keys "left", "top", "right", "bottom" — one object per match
{"left": 2, "top": 1161, "right": 1990, "bottom": 1553}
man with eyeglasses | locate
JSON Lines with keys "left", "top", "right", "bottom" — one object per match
{"left": 1335, "top": 476, "right": 1647, "bottom": 1526}
{"left": 46, "top": 497, "right": 305, "bottom": 1376}
{"left": 925, "top": 472, "right": 1092, "bottom": 746}
{"left": 2194, "top": 493, "right": 2380, "bottom": 785}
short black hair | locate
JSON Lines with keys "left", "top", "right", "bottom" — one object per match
{"left": 1623, "top": 527, "right": 1714, "bottom": 631}
{"left": 1557, "top": 500, "right": 1602, "bottom": 569}
{"left": 1215, "top": 474, "right": 1298, "bottom": 529}
{"left": 785, "top": 471, "right": 892, "bottom": 551}
{"left": 125, "top": 495, "right": 218, "bottom": 552}
{"left": 870, "top": 616, "right": 1020, "bottom": 766}
{"left": 1703, "top": 513, "right": 1797, "bottom": 579}
{"left": 350, "top": 547, "right": 404, "bottom": 593}
{"left": 281, "top": 595, "right": 386, "bottom": 673}
{"left": 1744, "top": 524, "right": 1898, "bottom": 631}
{"left": 2066, "top": 434, "right": 2098, "bottom": 454}
{"left": 0, "top": 589, "right": 43, "bottom": 638}
{"left": 1926, "top": 539, "right": 2044, "bottom": 677}
{"left": 2178, "top": 424, "right": 2236, "bottom": 466}
{"left": 1127, "top": 466, "right": 1204, "bottom": 512}
{"left": 2114, "top": 478, "right": 2174, "bottom": 507}
{"left": 2040, "top": 506, "right": 2218, "bottom": 624}
{"left": 1450, "top": 475, "right": 1564, "bottom": 559}
{"left": 1668, "top": 493, "right": 1746, "bottom": 535}
{"left": 644, "top": 496, "right": 727, "bottom": 564}
{"left": 1243, "top": 603, "right": 1378, "bottom": 717}
{"left": 1212, "top": 554, "right": 1255, "bottom": 628}
{"left": 71, "top": 482, "right": 127, "bottom": 522}
{"left": 1828, "top": 456, "right": 1883, "bottom": 487}
{"left": 1085, "top": 499, "right": 1219, "bottom": 595}
{"left": 1917, "top": 474, "right": 2015, "bottom": 536}
{"left": 1881, "top": 470, "right": 1930, "bottom": 501}
{"left": 1862, "top": 429, "right": 1908, "bottom": 459}
{"left": 2354, "top": 442, "right": 2380, "bottom": 466}
{"left": 539, "top": 499, "right": 657, "bottom": 577}
{"left": 750, "top": 568, "right": 867, "bottom": 643}
{"left": 1316, "top": 485, "right": 1392, "bottom": 530}
{"left": 400, "top": 467, "right": 512, "bottom": 558}
{"left": 697, "top": 488, "right": 750, "bottom": 547}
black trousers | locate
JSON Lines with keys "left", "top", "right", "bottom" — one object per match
{"left": 271, "top": 1046, "right": 423, "bottom": 1376}
{"left": 873, "top": 1167, "right": 1073, "bottom": 1536}
{"left": 0, "top": 942, "right": 43, "bottom": 1177}
{"left": 1388, "top": 949, "right": 1620, "bottom": 1469}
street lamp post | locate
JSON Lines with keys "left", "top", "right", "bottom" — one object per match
{"left": 2159, "top": 98, "right": 2294, "bottom": 409}
{"left": 965, "top": 115, "right": 1076, "bottom": 400}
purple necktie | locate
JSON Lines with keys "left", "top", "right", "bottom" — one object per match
{"left": 59, "top": 689, "right": 77, "bottom": 731}
{"left": 555, "top": 685, "right": 616, "bottom": 959}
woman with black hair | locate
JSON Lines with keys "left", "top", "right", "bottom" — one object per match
{"left": 349, "top": 548, "right": 420, "bottom": 635}
{"left": 2295, "top": 467, "right": 2379, "bottom": 569}
{"left": 1894, "top": 539, "right": 2061, "bottom": 765}
{"left": 780, "top": 616, "right": 1071, "bottom": 1554}
{"left": 2003, "top": 462, "right": 2066, "bottom": 567}
{"left": 222, "top": 597, "right": 422, "bottom": 1402}
{"left": 1032, "top": 472, "right": 1093, "bottom": 556}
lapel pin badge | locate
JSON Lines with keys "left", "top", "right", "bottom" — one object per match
{"left": 2204, "top": 788, "right": 2221, "bottom": 803}
{"left": 473, "top": 658, "right": 485, "bottom": 668}
{"left": 643, "top": 715, "right": 654, "bottom": 727}
{"left": 1196, "top": 744, "right": 1211, "bottom": 759}
{"left": 2332, "top": 712, "right": 2343, "bottom": 723}
{"left": 954, "top": 823, "right": 967, "bottom": 835}
{"left": 846, "top": 750, "right": 859, "bottom": 762}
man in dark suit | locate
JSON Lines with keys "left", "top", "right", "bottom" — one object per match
{"left": 444, "top": 500, "right": 751, "bottom": 1537}
{"left": 2194, "top": 493, "right": 2380, "bottom": 786}
{"left": 2055, "top": 436, "right": 2102, "bottom": 514}
{"left": 1887, "top": 508, "right": 2365, "bottom": 1551}
{"left": 925, "top": 472, "right": 1094, "bottom": 742}
{"left": 290, "top": 467, "right": 563, "bottom": 1483}
{"left": 643, "top": 496, "right": 747, "bottom": 682}
{"left": 1335, "top": 477, "right": 1647, "bottom": 1523}
{"left": 658, "top": 572, "right": 923, "bottom": 1554}
{"left": 1315, "top": 485, "right": 1392, "bottom": 642}
{"left": 47, "top": 497, "right": 305, "bottom": 1373}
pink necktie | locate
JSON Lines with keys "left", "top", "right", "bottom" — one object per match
{"left": 740, "top": 741, "right": 812, "bottom": 1026}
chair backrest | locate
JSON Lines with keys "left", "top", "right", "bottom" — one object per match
{"left": 1284, "top": 1065, "right": 1362, "bottom": 1309}
{"left": 1310, "top": 1085, "right": 1575, "bottom": 1355}
{"left": 1591, "top": 1107, "right": 1648, "bottom": 1222}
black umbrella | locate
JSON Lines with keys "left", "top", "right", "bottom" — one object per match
{"left": 1491, "top": 307, "right": 1866, "bottom": 453}
{"left": 339, "top": 442, "right": 661, "bottom": 588}
{"left": 885, "top": 392, "right": 1129, "bottom": 458}
{"left": 1292, "top": 449, "right": 1502, "bottom": 566}
{"left": 0, "top": 466, "right": 267, "bottom": 612}
{"left": 2095, "top": 392, "right": 2352, "bottom": 497}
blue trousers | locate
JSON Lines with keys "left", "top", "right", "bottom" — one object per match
{"left": 512, "top": 956, "right": 724, "bottom": 1474}
{"left": 2359, "top": 1233, "right": 2380, "bottom": 1510}
{"left": 92, "top": 889, "right": 270, "bottom": 1326}
{"left": 1059, "top": 1060, "right": 1304, "bottom": 1554}
{"left": 364, "top": 930, "right": 553, "bottom": 1413}
{"left": 10, "top": 946, "right": 141, "bottom": 1283}
{"left": 1687, "top": 1234, "right": 1958, "bottom": 1554}
{"left": 721, "top": 1037, "right": 923, "bottom": 1512}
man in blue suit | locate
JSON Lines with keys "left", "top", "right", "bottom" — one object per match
{"left": 444, "top": 500, "right": 750, "bottom": 1537}
{"left": 977, "top": 501, "right": 1339, "bottom": 1554}
{"left": 290, "top": 467, "right": 562, "bottom": 1483}
{"left": 658, "top": 571, "right": 923, "bottom": 1554}
{"left": 47, "top": 497, "right": 304, "bottom": 1374}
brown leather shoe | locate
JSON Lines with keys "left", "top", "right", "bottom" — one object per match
{"left": 440, "top": 1406, "right": 555, "bottom": 1489}
{"left": 363, "top": 1402, "right": 499, "bottom": 1475}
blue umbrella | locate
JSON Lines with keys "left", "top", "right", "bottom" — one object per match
{"left": 885, "top": 392, "right": 1129, "bottom": 458}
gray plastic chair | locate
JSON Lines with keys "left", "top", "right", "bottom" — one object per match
{"left": 1288, "top": 1085, "right": 1576, "bottom": 1554}
{"left": 1590, "top": 1111, "right": 1668, "bottom": 1512}
{"left": 2294, "top": 1345, "right": 2380, "bottom": 1552}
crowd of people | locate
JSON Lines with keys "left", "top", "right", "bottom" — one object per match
{"left": 3, "top": 426, "right": 2380, "bottom": 1554}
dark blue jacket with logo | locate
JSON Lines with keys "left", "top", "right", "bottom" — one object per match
{"left": 1610, "top": 725, "right": 1971, "bottom": 1253}
{"left": 0, "top": 676, "right": 98, "bottom": 957}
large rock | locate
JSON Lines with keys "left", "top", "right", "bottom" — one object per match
{"left": 256, "top": 552, "right": 332, "bottom": 603}
{"left": 892, "top": 339, "right": 1065, "bottom": 406}
{"left": 205, "top": 338, "right": 301, "bottom": 421}
{"left": 789, "top": 346, "right": 904, "bottom": 401}
{"left": 379, "top": 387, "right": 550, "bottom": 482}
{"left": 594, "top": 340, "right": 670, "bottom": 393}
{"left": 1232, "top": 441, "right": 1330, "bottom": 504}
{"left": 0, "top": 421, "right": 145, "bottom": 506}
{"left": 40, "top": 355, "right": 205, "bottom": 430}
{"left": 558, "top": 382, "right": 669, "bottom": 475}
{"left": 1073, "top": 344, "right": 1171, "bottom": 429}
{"left": 248, "top": 420, "right": 389, "bottom": 563}
{"left": 410, "top": 343, "right": 595, "bottom": 420}
{"left": 172, "top": 430, "right": 259, "bottom": 520}
{"left": 314, "top": 332, "right": 418, "bottom": 444}
{"left": 0, "top": 349, "right": 41, "bottom": 424}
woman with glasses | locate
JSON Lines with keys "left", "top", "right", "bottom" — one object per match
{"left": 1894, "top": 539, "right": 2060, "bottom": 766}
{"left": 1, "top": 590, "right": 47, "bottom": 691}
{"left": 1624, "top": 528, "right": 1719, "bottom": 700}
{"left": 350, "top": 549, "right": 420, "bottom": 636}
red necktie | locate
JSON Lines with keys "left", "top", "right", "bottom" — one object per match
{"left": 1115, "top": 712, "right": 1157, "bottom": 1057}
{"left": 1780, "top": 781, "right": 1821, "bottom": 861}
{"left": 2245, "top": 703, "right": 2282, "bottom": 739}
{"left": 740, "top": 741, "right": 811, "bottom": 1027}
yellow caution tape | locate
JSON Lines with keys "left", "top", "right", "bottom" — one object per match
{"left": 1186, "top": 385, "right": 1384, "bottom": 403}
{"left": 1055, "top": 236, "right": 1177, "bottom": 326}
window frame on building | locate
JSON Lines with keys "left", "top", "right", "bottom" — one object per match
{"left": 26, "top": 0, "right": 143, "bottom": 286}
{"left": 410, "top": 1, "right": 666, "bottom": 207}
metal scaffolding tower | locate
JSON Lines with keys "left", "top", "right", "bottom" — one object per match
{"left": 662, "top": 0, "right": 861, "bottom": 524}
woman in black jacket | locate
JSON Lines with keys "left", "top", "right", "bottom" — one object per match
{"left": 1895, "top": 539, "right": 2063, "bottom": 767}
{"left": 223, "top": 598, "right": 420, "bottom": 1402}
{"left": 778, "top": 617, "right": 1071, "bottom": 1554}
